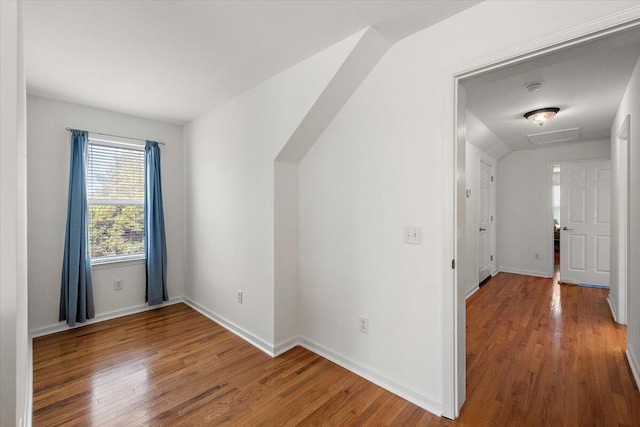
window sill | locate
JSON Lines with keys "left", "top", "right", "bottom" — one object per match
{"left": 91, "top": 256, "right": 145, "bottom": 270}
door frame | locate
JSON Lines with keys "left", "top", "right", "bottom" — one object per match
{"left": 549, "top": 163, "right": 561, "bottom": 278}
{"left": 478, "top": 157, "right": 495, "bottom": 284}
{"left": 614, "top": 115, "right": 631, "bottom": 324}
{"left": 442, "top": 10, "right": 640, "bottom": 419}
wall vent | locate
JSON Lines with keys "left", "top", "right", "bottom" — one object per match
{"left": 527, "top": 127, "right": 580, "bottom": 145}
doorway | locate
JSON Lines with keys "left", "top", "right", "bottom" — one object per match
{"left": 445, "top": 16, "right": 640, "bottom": 419}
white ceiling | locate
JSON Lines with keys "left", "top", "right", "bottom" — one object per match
{"left": 22, "top": 0, "right": 479, "bottom": 124}
{"left": 463, "top": 27, "right": 640, "bottom": 152}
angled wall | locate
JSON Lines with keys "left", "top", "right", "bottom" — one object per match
{"left": 183, "top": 31, "right": 364, "bottom": 351}
{"left": 296, "top": 0, "right": 637, "bottom": 414}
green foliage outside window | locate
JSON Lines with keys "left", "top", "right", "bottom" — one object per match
{"left": 89, "top": 205, "right": 144, "bottom": 259}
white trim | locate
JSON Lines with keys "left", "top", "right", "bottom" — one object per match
{"left": 498, "top": 268, "right": 553, "bottom": 279}
{"left": 465, "top": 285, "right": 480, "bottom": 300}
{"left": 182, "top": 297, "right": 275, "bottom": 357}
{"left": 24, "top": 337, "right": 32, "bottom": 427}
{"left": 91, "top": 257, "right": 145, "bottom": 269}
{"left": 273, "top": 337, "right": 299, "bottom": 357}
{"left": 625, "top": 349, "right": 640, "bottom": 390}
{"left": 90, "top": 199, "right": 144, "bottom": 206}
{"left": 549, "top": 162, "right": 559, "bottom": 278}
{"left": 91, "top": 254, "right": 145, "bottom": 267}
{"left": 29, "top": 297, "right": 183, "bottom": 338}
{"left": 615, "top": 116, "right": 630, "bottom": 325}
{"left": 607, "top": 297, "right": 618, "bottom": 323}
{"left": 444, "top": 10, "right": 640, "bottom": 419}
{"left": 89, "top": 135, "right": 145, "bottom": 151}
{"left": 441, "top": 65, "right": 460, "bottom": 419}
{"left": 298, "top": 335, "right": 441, "bottom": 416}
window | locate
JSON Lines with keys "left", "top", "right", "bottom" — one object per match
{"left": 87, "top": 139, "right": 145, "bottom": 263}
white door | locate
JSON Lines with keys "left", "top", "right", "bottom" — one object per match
{"left": 479, "top": 159, "right": 492, "bottom": 282}
{"left": 560, "top": 159, "right": 611, "bottom": 286}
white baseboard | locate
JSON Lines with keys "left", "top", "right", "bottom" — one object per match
{"left": 625, "top": 348, "right": 640, "bottom": 390}
{"left": 29, "top": 296, "right": 184, "bottom": 338}
{"left": 498, "top": 268, "right": 552, "bottom": 278}
{"left": 23, "top": 337, "right": 33, "bottom": 427}
{"left": 274, "top": 337, "right": 299, "bottom": 356}
{"left": 606, "top": 297, "right": 618, "bottom": 323}
{"left": 298, "top": 335, "right": 441, "bottom": 416}
{"left": 182, "top": 297, "right": 275, "bottom": 357}
{"left": 465, "top": 285, "right": 480, "bottom": 299}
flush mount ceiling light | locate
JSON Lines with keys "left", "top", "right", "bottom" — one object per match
{"left": 524, "top": 107, "right": 560, "bottom": 126}
{"left": 526, "top": 82, "right": 544, "bottom": 92}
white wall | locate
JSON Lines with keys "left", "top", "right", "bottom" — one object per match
{"left": 296, "top": 1, "right": 636, "bottom": 414}
{"left": 27, "top": 96, "right": 185, "bottom": 334}
{"left": 497, "top": 140, "right": 611, "bottom": 278}
{"left": 612, "top": 54, "right": 640, "bottom": 387}
{"left": 183, "top": 32, "right": 361, "bottom": 350}
{"left": 466, "top": 110, "right": 511, "bottom": 160}
{"left": 274, "top": 162, "right": 299, "bottom": 348}
{"left": 0, "top": 1, "right": 29, "bottom": 425}
{"left": 464, "top": 142, "right": 497, "bottom": 298}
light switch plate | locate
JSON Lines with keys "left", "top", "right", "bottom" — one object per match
{"left": 404, "top": 226, "right": 422, "bottom": 244}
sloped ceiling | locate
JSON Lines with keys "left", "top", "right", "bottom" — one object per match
{"left": 22, "top": 0, "right": 479, "bottom": 124}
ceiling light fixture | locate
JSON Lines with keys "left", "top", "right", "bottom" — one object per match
{"left": 524, "top": 107, "right": 560, "bottom": 126}
{"left": 526, "top": 82, "right": 544, "bottom": 92}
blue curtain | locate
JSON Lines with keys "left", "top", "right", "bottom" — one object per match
{"left": 59, "top": 129, "right": 95, "bottom": 326}
{"left": 145, "top": 141, "right": 168, "bottom": 305}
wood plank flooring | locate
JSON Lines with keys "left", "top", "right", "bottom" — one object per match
{"left": 459, "top": 272, "right": 640, "bottom": 426}
{"left": 33, "top": 273, "right": 640, "bottom": 426}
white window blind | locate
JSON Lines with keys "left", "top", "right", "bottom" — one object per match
{"left": 87, "top": 141, "right": 145, "bottom": 262}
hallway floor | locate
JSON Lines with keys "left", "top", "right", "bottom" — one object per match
{"left": 459, "top": 272, "right": 640, "bottom": 426}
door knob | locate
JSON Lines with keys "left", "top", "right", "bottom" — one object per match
{"left": 562, "top": 226, "right": 573, "bottom": 231}
{"left": 479, "top": 227, "right": 486, "bottom": 232}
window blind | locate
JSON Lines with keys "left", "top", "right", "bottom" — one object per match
{"left": 87, "top": 141, "right": 145, "bottom": 261}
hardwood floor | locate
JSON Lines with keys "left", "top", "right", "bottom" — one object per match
{"left": 32, "top": 304, "right": 445, "bottom": 426}
{"left": 460, "top": 273, "right": 640, "bottom": 426}
{"left": 33, "top": 274, "right": 640, "bottom": 426}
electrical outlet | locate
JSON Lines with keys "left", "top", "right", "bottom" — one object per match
{"left": 237, "top": 290, "right": 243, "bottom": 304}
{"left": 534, "top": 253, "right": 540, "bottom": 260}
{"left": 114, "top": 279, "right": 123, "bottom": 291}
{"left": 359, "top": 317, "right": 369, "bottom": 334}
{"left": 403, "top": 226, "right": 422, "bottom": 245}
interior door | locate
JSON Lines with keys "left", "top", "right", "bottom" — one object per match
{"left": 478, "top": 159, "right": 492, "bottom": 283}
{"left": 560, "top": 159, "right": 611, "bottom": 286}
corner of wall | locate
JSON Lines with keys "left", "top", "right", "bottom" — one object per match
{"left": 625, "top": 349, "right": 640, "bottom": 389}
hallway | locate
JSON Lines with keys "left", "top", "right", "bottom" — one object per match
{"left": 460, "top": 272, "right": 640, "bottom": 426}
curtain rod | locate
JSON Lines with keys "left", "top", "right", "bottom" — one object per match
{"left": 65, "top": 127, "right": 166, "bottom": 145}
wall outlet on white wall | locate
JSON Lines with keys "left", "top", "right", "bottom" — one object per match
{"left": 114, "top": 279, "right": 123, "bottom": 291}
{"left": 359, "top": 317, "right": 369, "bottom": 334}
{"left": 237, "top": 290, "right": 243, "bottom": 304}
{"left": 403, "top": 226, "right": 422, "bottom": 244}
{"left": 534, "top": 253, "right": 540, "bottom": 260}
